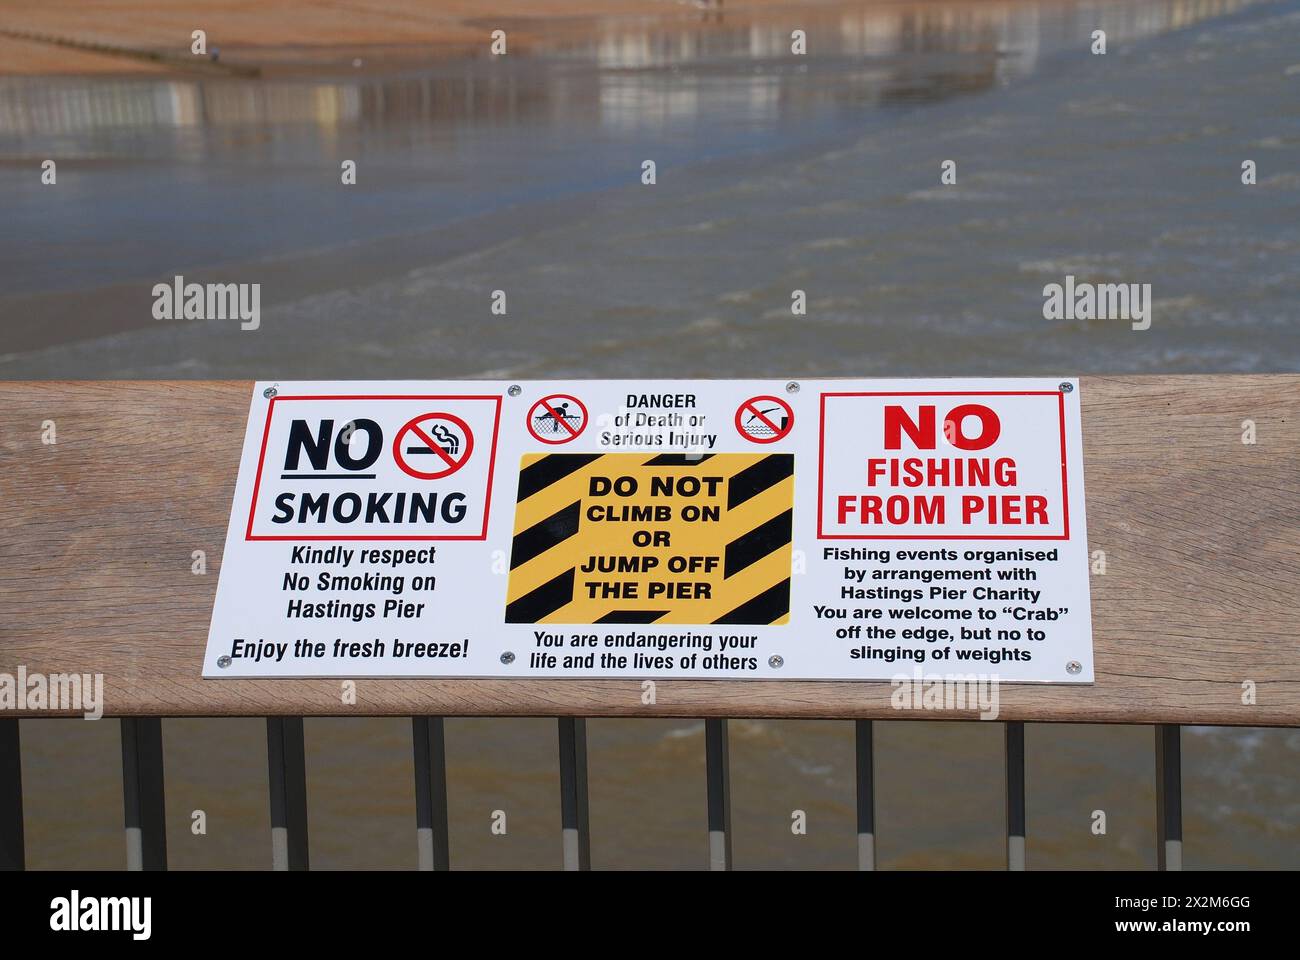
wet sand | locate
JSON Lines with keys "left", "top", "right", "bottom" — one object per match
{"left": 4, "top": 0, "right": 839, "bottom": 75}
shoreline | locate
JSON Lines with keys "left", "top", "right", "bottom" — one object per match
{"left": 0, "top": 0, "right": 849, "bottom": 76}
{"left": 2, "top": 0, "right": 1289, "bottom": 377}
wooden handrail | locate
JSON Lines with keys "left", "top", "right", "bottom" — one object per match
{"left": 0, "top": 376, "right": 1297, "bottom": 724}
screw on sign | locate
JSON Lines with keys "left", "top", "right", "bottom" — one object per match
{"left": 392, "top": 412, "right": 475, "bottom": 480}
{"left": 735, "top": 395, "right": 794, "bottom": 444}
{"left": 527, "top": 394, "right": 588, "bottom": 444}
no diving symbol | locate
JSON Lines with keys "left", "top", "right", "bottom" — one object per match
{"left": 393, "top": 412, "right": 474, "bottom": 480}
{"left": 527, "top": 394, "right": 588, "bottom": 444}
{"left": 736, "top": 396, "right": 794, "bottom": 444}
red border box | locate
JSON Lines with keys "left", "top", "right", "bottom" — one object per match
{"left": 817, "top": 390, "right": 1070, "bottom": 541}
{"left": 244, "top": 394, "right": 503, "bottom": 542}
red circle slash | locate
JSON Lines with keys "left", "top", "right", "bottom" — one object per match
{"left": 735, "top": 395, "right": 794, "bottom": 444}
{"left": 393, "top": 412, "right": 475, "bottom": 480}
{"left": 526, "top": 394, "right": 588, "bottom": 445}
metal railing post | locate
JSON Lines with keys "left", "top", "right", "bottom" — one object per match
{"left": 120, "top": 717, "right": 167, "bottom": 871}
{"left": 855, "top": 719, "right": 875, "bottom": 870}
{"left": 412, "top": 717, "right": 450, "bottom": 870}
{"left": 1005, "top": 721, "right": 1026, "bottom": 871}
{"left": 705, "top": 718, "right": 732, "bottom": 870}
{"left": 0, "top": 719, "right": 23, "bottom": 871}
{"left": 266, "top": 717, "right": 309, "bottom": 871}
{"left": 557, "top": 717, "right": 591, "bottom": 870}
{"left": 1156, "top": 724, "right": 1182, "bottom": 871}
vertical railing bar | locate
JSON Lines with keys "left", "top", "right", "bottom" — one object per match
{"left": 412, "top": 716, "right": 450, "bottom": 871}
{"left": 266, "top": 717, "right": 309, "bottom": 871}
{"left": 1005, "top": 721, "right": 1027, "bottom": 871}
{"left": 120, "top": 717, "right": 167, "bottom": 871}
{"left": 1155, "top": 724, "right": 1182, "bottom": 871}
{"left": 557, "top": 717, "right": 591, "bottom": 870}
{"left": 854, "top": 719, "right": 875, "bottom": 870}
{"left": 705, "top": 717, "right": 732, "bottom": 871}
{"left": 0, "top": 719, "right": 24, "bottom": 871}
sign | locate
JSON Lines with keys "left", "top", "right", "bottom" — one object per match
{"left": 818, "top": 389, "right": 1069, "bottom": 539}
{"left": 241, "top": 393, "right": 500, "bottom": 541}
{"left": 205, "top": 379, "right": 1094, "bottom": 682}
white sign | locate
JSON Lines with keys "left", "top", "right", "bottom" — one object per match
{"left": 204, "top": 379, "right": 1094, "bottom": 682}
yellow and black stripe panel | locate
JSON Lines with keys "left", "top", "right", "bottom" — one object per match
{"left": 505, "top": 453, "right": 793, "bottom": 625}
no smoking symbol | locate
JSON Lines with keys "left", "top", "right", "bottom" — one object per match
{"left": 393, "top": 412, "right": 474, "bottom": 480}
{"left": 735, "top": 396, "right": 794, "bottom": 444}
{"left": 527, "top": 394, "right": 588, "bottom": 444}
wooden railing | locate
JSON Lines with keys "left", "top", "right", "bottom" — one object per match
{"left": 1, "top": 375, "right": 1297, "bottom": 870}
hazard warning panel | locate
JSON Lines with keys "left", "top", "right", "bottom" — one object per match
{"left": 205, "top": 379, "right": 1094, "bottom": 683}
{"left": 506, "top": 453, "right": 793, "bottom": 625}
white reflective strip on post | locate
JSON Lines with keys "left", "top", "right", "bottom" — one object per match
{"left": 1008, "top": 835, "right": 1026, "bottom": 871}
{"left": 125, "top": 827, "right": 143, "bottom": 872}
{"left": 858, "top": 833, "right": 875, "bottom": 871}
{"left": 417, "top": 827, "right": 434, "bottom": 871}
{"left": 709, "top": 830, "right": 728, "bottom": 871}
{"left": 1165, "top": 839, "right": 1183, "bottom": 871}
{"left": 562, "top": 828, "right": 581, "bottom": 871}
{"left": 271, "top": 826, "right": 289, "bottom": 872}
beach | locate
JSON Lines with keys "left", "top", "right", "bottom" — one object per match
{"left": 3, "top": 0, "right": 847, "bottom": 74}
